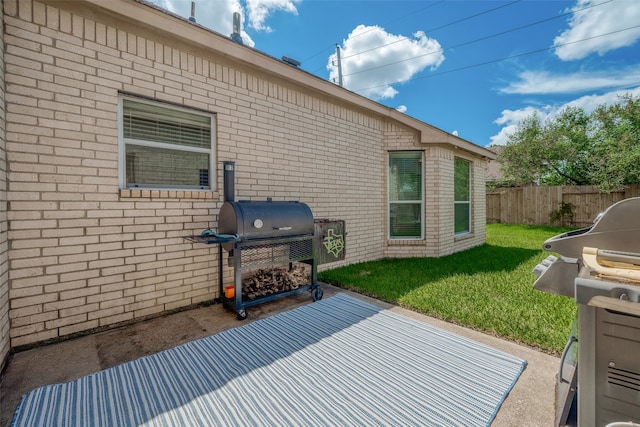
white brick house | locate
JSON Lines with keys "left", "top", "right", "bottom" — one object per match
{"left": 0, "top": 0, "right": 495, "bottom": 366}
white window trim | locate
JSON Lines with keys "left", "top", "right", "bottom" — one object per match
{"left": 388, "top": 151, "right": 424, "bottom": 240}
{"left": 117, "top": 95, "right": 216, "bottom": 191}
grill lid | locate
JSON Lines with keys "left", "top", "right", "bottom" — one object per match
{"left": 542, "top": 197, "right": 640, "bottom": 260}
{"left": 218, "top": 200, "right": 314, "bottom": 242}
{"left": 533, "top": 197, "right": 640, "bottom": 298}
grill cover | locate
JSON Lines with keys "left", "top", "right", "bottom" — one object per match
{"left": 219, "top": 200, "right": 314, "bottom": 242}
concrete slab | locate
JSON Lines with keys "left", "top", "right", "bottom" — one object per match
{"left": 0, "top": 285, "right": 557, "bottom": 426}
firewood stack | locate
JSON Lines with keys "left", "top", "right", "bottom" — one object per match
{"left": 242, "top": 265, "right": 308, "bottom": 300}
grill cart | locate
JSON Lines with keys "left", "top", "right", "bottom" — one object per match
{"left": 533, "top": 197, "right": 640, "bottom": 427}
{"left": 187, "top": 162, "right": 345, "bottom": 320}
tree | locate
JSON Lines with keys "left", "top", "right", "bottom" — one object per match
{"left": 497, "top": 95, "right": 640, "bottom": 192}
{"left": 588, "top": 95, "right": 640, "bottom": 192}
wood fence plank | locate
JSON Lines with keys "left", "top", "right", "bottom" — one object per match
{"left": 486, "top": 185, "right": 639, "bottom": 226}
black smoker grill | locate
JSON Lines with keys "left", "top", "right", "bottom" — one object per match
{"left": 187, "top": 162, "right": 343, "bottom": 320}
{"left": 533, "top": 197, "right": 640, "bottom": 427}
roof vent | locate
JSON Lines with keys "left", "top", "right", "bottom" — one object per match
{"left": 189, "top": 1, "right": 196, "bottom": 23}
{"left": 230, "top": 12, "right": 243, "bottom": 45}
{"left": 282, "top": 56, "right": 301, "bottom": 67}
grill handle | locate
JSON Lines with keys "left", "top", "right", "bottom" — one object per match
{"left": 274, "top": 226, "right": 292, "bottom": 231}
{"left": 559, "top": 335, "right": 578, "bottom": 384}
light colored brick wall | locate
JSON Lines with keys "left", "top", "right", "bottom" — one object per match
{"left": 383, "top": 140, "right": 486, "bottom": 258}
{"left": 4, "top": 0, "right": 389, "bottom": 347}
{"left": 384, "top": 145, "right": 487, "bottom": 258}
{"left": 0, "top": 0, "right": 11, "bottom": 367}
{"left": 4, "top": 0, "right": 489, "bottom": 348}
{"left": 383, "top": 122, "right": 434, "bottom": 258}
{"left": 436, "top": 149, "right": 487, "bottom": 256}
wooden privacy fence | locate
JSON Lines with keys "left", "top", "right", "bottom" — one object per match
{"left": 486, "top": 185, "right": 640, "bottom": 227}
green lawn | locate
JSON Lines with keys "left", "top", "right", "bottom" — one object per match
{"left": 318, "top": 223, "right": 578, "bottom": 354}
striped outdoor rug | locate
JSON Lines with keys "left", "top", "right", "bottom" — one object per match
{"left": 11, "top": 293, "right": 526, "bottom": 427}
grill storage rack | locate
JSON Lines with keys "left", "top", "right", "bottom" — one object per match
{"left": 186, "top": 162, "right": 323, "bottom": 320}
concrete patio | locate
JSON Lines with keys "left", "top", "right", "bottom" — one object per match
{"left": 0, "top": 284, "right": 559, "bottom": 426}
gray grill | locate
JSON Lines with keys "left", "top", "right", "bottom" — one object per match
{"left": 532, "top": 197, "right": 640, "bottom": 427}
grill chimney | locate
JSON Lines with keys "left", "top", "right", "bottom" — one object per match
{"left": 223, "top": 161, "right": 235, "bottom": 202}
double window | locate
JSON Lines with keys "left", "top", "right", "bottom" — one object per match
{"left": 119, "top": 96, "right": 215, "bottom": 190}
{"left": 454, "top": 158, "right": 471, "bottom": 235}
{"left": 388, "top": 151, "right": 423, "bottom": 239}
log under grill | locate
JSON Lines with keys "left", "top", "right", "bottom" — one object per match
{"left": 241, "top": 265, "right": 308, "bottom": 300}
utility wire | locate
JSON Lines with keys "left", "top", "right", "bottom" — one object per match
{"left": 302, "top": 1, "right": 444, "bottom": 65}
{"left": 340, "top": 0, "right": 521, "bottom": 61}
{"left": 341, "top": 0, "right": 613, "bottom": 78}
{"left": 312, "top": 0, "right": 521, "bottom": 73}
{"left": 350, "top": 24, "right": 640, "bottom": 93}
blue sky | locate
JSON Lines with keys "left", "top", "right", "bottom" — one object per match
{"left": 149, "top": 0, "right": 640, "bottom": 147}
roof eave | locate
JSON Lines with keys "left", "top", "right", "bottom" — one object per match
{"left": 80, "top": 0, "right": 495, "bottom": 160}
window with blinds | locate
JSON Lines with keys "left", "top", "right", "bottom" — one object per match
{"left": 388, "top": 151, "right": 423, "bottom": 239}
{"left": 454, "top": 157, "right": 471, "bottom": 235}
{"left": 119, "top": 97, "right": 214, "bottom": 189}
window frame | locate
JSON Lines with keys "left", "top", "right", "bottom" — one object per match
{"left": 454, "top": 157, "right": 472, "bottom": 236}
{"left": 118, "top": 95, "right": 216, "bottom": 191}
{"left": 388, "top": 150, "right": 424, "bottom": 240}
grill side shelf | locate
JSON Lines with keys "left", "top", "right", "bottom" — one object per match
{"left": 183, "top": 235, "right": 238, "bottom": 245}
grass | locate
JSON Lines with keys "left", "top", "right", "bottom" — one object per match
{"left": 318, "top": 223, "right": 578, "bottom": 354}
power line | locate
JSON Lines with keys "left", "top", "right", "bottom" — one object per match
{"left": 312, "top": 1, "right": 523, "bottom": 73}
{"left": 341, "top": 0, "right": 613, "bottom": 78}
{"left": 350, "top": 24, "right": 640, "bottom": 94}
{"left": 340, "top": 0, "right": 521, "bottom": 61}
{"left": 302, "top": 1, "right": 444, "bottom": 66}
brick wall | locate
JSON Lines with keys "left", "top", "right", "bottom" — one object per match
{"left": 4, "top": 0, "right": 488, "bottom": 348}
{"left": 0, "top": 0, "right": 10, "bottom": 368}
{"left": 383, "top": 144, "right": 487, "bottom": 258}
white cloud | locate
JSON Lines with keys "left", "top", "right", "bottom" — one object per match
{"left": 501, "top": 67, "right": 640, "bottom": 94}
{"left": 490, "top": 87, "right": 640, "bottom": 145}
{"left": 327, "top": 25, "right": 444, "bottom": 100}
{"left": 562, "top": 86, "right": 640, "bottom": 111}
{"left": 490, "top": 106, "right": 549, "bottom": 146}
{"left": 246, "top": 0, "right": 300, "bottom": 32}
{"left": 396, "top": 105, "right": 408, "bottom": 113}
{"left": 148, "top": 0, "right": 256, "bottom": 47}
{"left": 554, "top": 0, "right": 640, "bottom": 60}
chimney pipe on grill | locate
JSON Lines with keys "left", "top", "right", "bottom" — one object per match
{"left": 223, "top": 161, "right": 235, "bottom": 202}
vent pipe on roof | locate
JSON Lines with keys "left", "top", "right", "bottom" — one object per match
{"left": 230, "top": 12, "right": 243, "bottom": 45}
{"left": 282, "top": 56, "right": 301, "bottom": 67}
{"left": 335, "top": 44, "right": 344, "bottom": 87}
{"left": 189, "top": 1, "right": 196, "bottom": 23}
